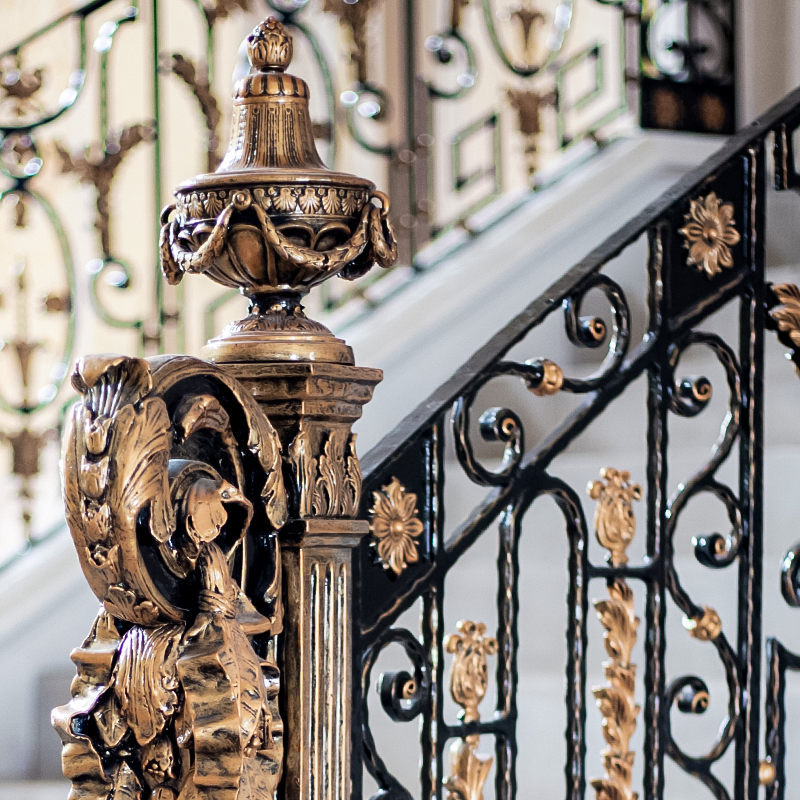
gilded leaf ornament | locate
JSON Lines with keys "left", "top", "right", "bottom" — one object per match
{"left": 769, "top": 282, "right": 800, "bottom": 354}
{"left": 289, "top": 428, "right": 362, "bottom": 518}
{"left": 589, "top": 468, "right": 641, "bottom": 800}
{"left": 0, "top": 56, "right": 44, "bottom": 119}
{"left": 511, "top": 3, "right": 547, "bottom": 64}
{"left": 678, "top": 191, "right": 740, "bottom": 278}
{"left": 444, "top": 621, "right": 498, "bottom": 800}
{"left": 56, "top": 123, "right": 156, "bottom": 257}
{"left": 165, "top": 54, "right": 222, "bottom": 171}
{"left": 323, "top": 0, "right": 382, "bottom": 84}
{"left": 369, "top": 477, "right": 424, "bottom": 574}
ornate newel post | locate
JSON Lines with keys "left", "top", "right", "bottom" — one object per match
{"left": 53, "top": 16, "right": 396, "bottom": 800}
{"left": 161, "top": 16, "right": 397, "bottom": 800}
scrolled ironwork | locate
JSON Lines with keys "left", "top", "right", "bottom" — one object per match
{"left": 665, "top": 332, "right": 743, "bottom": 570}
{"left": 352, "top": 75, "right": 800, "bottom": 800}
{"left": 361, "top": 627, "right": 432, "bottom": 800}
{"left": 561, "top": 274, "right": 631, "bottom": 392}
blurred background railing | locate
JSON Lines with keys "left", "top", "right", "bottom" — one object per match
{"left": 0, "top": 0, "right": 735, "bottom": 562}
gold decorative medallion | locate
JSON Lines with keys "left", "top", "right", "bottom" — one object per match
{"left": 589, "top": 468, "right": 642, "bottom": 800}
{"left": 678, "top": 191, "right": 741, "bottom": 278}
{"left": 369, "top": 477, "right": 424, "bottom": 575}
{"left": 444, "top": 621, "right": 498, "bottom": 800}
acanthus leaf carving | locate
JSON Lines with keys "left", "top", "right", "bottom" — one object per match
{"left": 288, "top": 428, "right": 362, "bottom": 519}
{"left": 56, "top": 354, "right": 288, "bottom": 800}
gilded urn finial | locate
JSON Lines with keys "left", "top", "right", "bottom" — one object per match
{"left": 159, "top": 15, "right": 397, "bottom": 364}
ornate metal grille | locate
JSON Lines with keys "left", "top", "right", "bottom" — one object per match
{"left": 353, "top": 87, "right": 800, "bottom": 800}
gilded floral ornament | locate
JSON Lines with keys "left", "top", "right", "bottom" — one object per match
{"left": 0, "top": 56, "right": 44, "bottom": 119}
{"left": 679, "top": 191, "right": 741, "bottom": 278}
{"left": 369, "top": 477, "right": 424, "bottom": 574}
{"left": 588, "top": 468, "right": 642, "bottom": 567}
{"left": 444, "top": 620, "right": 497, "bottom": 800}
{"left": 446, "top": 620, "right": 497, "bottom": 723}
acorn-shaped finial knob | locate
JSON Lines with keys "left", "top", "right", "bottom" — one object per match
{"left": 247, "top": 16, "right": 293, "bottom": 72}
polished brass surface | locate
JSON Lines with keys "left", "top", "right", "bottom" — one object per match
{"left": 589, "top": 468, "right": 641, "bottom": 800}
{"left": 56, "top": 15, "right": 397, "bottom": 800}
{"left": 280, "top": 517, "right": 367, "bottom": 800}
{"left": 368, "top": 477, "right": 424, "bottom": 575}
{"left": 54, "top": 355, "right": 287, "bottom": 800}
{"left": 444, "top": 621, "right": 498, "bottom": 800}
{"left": 223, "top": 359, "right": 382, "bottom": 522}
{"left": 159, "top": 16, "right": 397, "bottom": 365}
{"left": 759, "top": 760, "right": 776, "bottom": 787}
{"left": 683, "top": 605, "right": 722, "bottom": 641}
{"left": 679, "top": 191, "right": 741, "bottom": 279}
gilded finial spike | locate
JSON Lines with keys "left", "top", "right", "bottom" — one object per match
{"left": 247, "top": 16, "right": 293, "bottom": 72}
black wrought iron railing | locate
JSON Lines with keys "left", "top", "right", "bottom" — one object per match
{"left": 353, "top": 86, "right": 800, "bottom": 800}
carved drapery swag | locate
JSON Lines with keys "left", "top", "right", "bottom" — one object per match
{"left": 53, "top": 354, "right": 288, "bottom": 800}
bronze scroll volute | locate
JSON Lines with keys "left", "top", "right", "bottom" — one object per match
{"left": 159, "top": 16, "right": 398, "bottom": 365}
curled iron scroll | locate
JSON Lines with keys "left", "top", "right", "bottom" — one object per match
{"left": 361, "top": 627, "right": 431, "bottom": 800}
{"left": 662, "top": 332, "right": 744, "bottom": 795}
{"left": 452, "top": 274, "right": 630, "bottom": 486}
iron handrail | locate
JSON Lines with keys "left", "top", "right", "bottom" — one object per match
{"left": 362, "top": 84, "right": 800, "bottom": 482}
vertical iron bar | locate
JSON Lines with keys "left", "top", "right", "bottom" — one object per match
{"left": 735, "top": 145, "right": 766, "bottom": 800}
{"left": 495, "top": 501, "right": 520, "bottom": 800}
{"left": 644, "top": 222, "right": 668, "bottom": 800}
{"left": 433, "top": 574, "right": 446, "bottom": 800}
{"left": 564, "top": 489, "right": 588, "bottom": 800}
{"left": 764, "top": 639, "right": 786, "bottom": 800}
{"left": 422, "top": 419, "right": 446, "bottom": 800}
{"left": 421, "top": 587, "right": 438, "bottom": 800}
{"left": 99, "top": 53, "right": 108, "bottom": 146}
{"left": 433, "top": 415, "right": 446, "bottom": 800}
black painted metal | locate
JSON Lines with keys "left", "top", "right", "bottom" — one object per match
{"left": 352, "top": 86, "right": 800, "bottom": 800}
{"left": 640, "top": 0, "right": 736, "bottom": 135}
